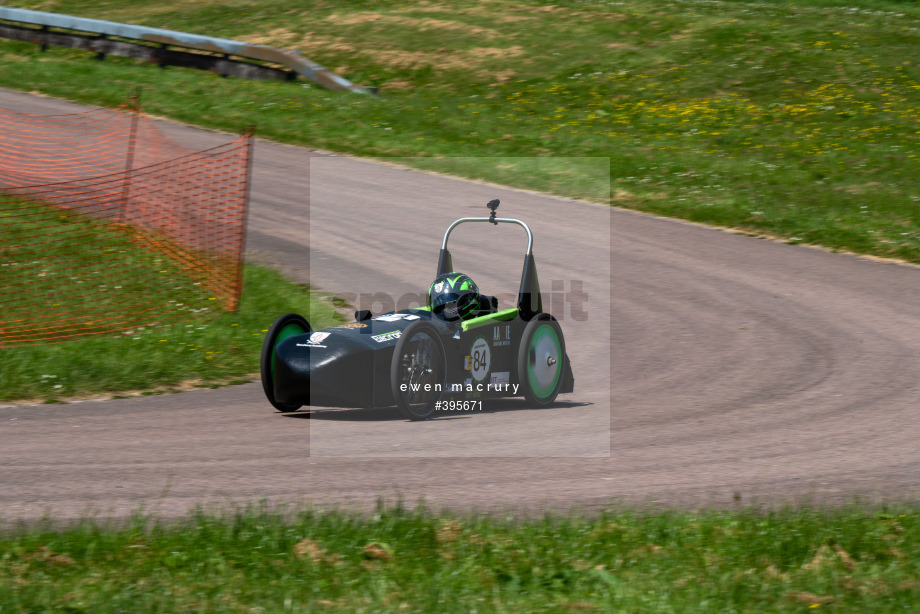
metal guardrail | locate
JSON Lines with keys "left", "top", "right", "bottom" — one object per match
{"left": 0, "top": 7, "right": 372, "bottom": 94}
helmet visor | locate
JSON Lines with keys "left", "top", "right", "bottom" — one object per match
{"left": 431, "top": 291, "right": 462, "bottom": 310}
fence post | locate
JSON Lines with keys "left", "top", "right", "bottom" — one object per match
{"left": 234, "top": 124, "right": 256, "bottom": 311}
{"left": 120, "top": 89, "right": 140, "bottom": 224}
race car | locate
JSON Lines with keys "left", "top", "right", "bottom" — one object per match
{"left": 260, "top": 199, "right": 574, "bottom": 420}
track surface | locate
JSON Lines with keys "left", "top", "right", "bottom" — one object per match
{"left": 3, "top": 89, "right": 920, "bottom": 521}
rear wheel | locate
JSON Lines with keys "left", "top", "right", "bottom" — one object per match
{"left": 390, "top": 322, "right": 446, "bottom": 421}
{"left": 517, "top": 315, "right": 566, "bottom": 406}
{"left": 260, "top": 313, "right": 311, "bottom": 411}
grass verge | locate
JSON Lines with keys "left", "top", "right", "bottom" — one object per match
{"left": 1, "top": 503, "right": 919, "bottom": 612}
{"left": 0, "top": 263, "right": 342, "bottom": 403}
{"left": 0, "top": 196, "right": 233, "bottom": 346}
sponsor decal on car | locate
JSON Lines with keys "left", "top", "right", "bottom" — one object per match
{"left": 491, "top": 371, "right": 510, "bottom": 387}
{"left": 492, "top": 324, "right": 512, "bottom": 347}
{"left": 373, "top": 313, "right": 421, "bottom": 323}
{"left": 296, "top": 331, "right": 331, "bottom": 349}
{"left": 371, "top": 330, "right": 402, "bottom": 343}
{"left": 333, "top": 322, "right": 367, "bottom": 329}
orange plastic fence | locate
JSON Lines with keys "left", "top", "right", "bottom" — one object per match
{"left": 0, "top": 100, "right": 252, "bottom": 346}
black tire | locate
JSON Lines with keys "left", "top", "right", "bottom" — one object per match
{"left": 390, "top": 321, "right": 447, "bottom": 421}
{"left": 260, "top": 313, "right": 311, "bottom": 411}
{"left": 517, "top": 315, "right": 566, "bottom": 406}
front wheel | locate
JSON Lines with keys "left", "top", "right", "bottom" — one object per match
{"left": 390, "top": 321, "right": 446, "bottom": 421}
{"left": 260, "top": 313, "right": 311, "bottom": 411}
{"left": 517, "top": 315, "right": 566, "bottom": 406}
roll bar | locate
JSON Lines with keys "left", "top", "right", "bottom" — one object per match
{"left": 435, "top": 200, "right": 543, "bottom": 318}
{"left": 440, "top": 217, "right": 534, "bottom": 255}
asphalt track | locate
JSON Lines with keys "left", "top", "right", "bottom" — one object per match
{"left": 3, "top": 89, "right": 920, "bottom": 522}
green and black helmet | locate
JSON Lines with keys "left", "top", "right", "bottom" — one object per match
{"left": 428, "top": 272, "right": 480, "bottom": 321}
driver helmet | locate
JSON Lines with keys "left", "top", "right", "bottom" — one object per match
{"left": 428, "top": 272, "right": 480, "bottom": 321}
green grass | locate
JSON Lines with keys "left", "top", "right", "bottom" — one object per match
{"left": 0, "top": 261, "right": 342, "bottom": 402}
{"left": 0, "top": 195, "right": 341, "bottom": 403}
{"left": 2, "top": 503, "right": 920, "bottom": 612}
{"left": 0, "top": 196, "right": 229, "bottom": 345}
{"left": 2, "top": 0, "right": 920, "bottom": 260}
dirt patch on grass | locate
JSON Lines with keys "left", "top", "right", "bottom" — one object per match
{"left": 325, "top": 12, "right": 387, "bottom": 25}
{"left": 371, "top": 46, "right": 523, "bottom": 73}
{"left": 238, "top": 28, "right": 301, "bottom": 47}
{"left": 238, "top": 30, "right": 357, "bottom": 54}
{"left": 325, "top": 12, "right": 501, "bottom": 38}
{"left": 103, "top": 1, "right": 228, "bottom": 27}
{"left": 379, "top": 79, "right": 416, "bottom": 92}
{"left": 241, "top": 25, "right": 527, "bottom": 77}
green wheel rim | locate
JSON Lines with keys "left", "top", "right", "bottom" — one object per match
{"left": 527, "top": 323, "right": 562, "bottom": 399}
{"left": 271, "top": 323, "right": 308, "bottom": 378}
